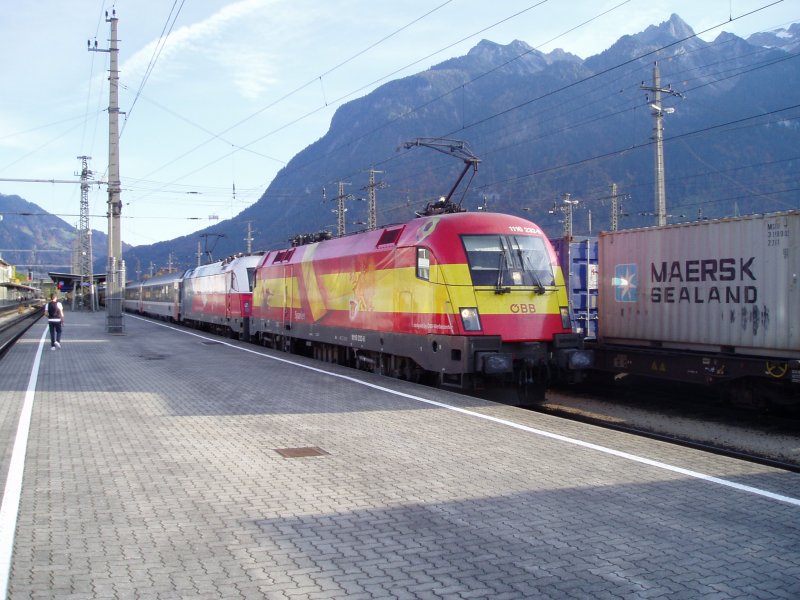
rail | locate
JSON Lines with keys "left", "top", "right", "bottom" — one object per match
{"left": 0, "top": 302, "right": 44, "bottom": 357}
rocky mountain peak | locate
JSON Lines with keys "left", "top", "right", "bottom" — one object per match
{"left": 747, "top": 22, "right": 800, "bottom": 53}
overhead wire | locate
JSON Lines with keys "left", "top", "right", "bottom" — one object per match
{"left": 119, "top": 83, "right": 286, "bottom": 165}
{"left": 347, "top": 3, "right": 799, "bottom": 220}
{"left": 122, "top": 1, "right": 792, "bottom": 225}
{"left": 135, "top": 0, "right": 458, "bottom": 184}
{"left": 121, "top": 0, "right": 186, "bottom": 138}
{"left": 471, "top": 51, "right": 800, "bottom": 193}
{"left": 130, "top": 1, "right": 567, "bottom": 201}
{"left": 249, "top": 0, "right": 637, "bottom": 186}
{"left": 11, "top": 1, "right": 793, "bottom": 248}
{"left": 266, "top": 0, "right": 788, "bottom": 192}
{"left": 480, "top": 103, "right": 800, "bottom": 187}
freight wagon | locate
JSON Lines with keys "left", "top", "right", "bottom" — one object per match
{"left": 557, "top": 211, "right": 800, "bottom": 407}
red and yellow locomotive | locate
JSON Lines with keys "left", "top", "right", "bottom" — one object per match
{"left": 251, "top": 211, "right": 591, "bottom": 399}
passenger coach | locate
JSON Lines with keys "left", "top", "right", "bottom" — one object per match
{"left": 123, "top": 270, "right": 183, "bottom": 321}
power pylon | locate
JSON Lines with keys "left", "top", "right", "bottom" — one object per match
{"left": 76, "top": 156, "right": 96, "bottom": 310}
{"left": 362, "top": 169, "right": 385, "bottom": 230}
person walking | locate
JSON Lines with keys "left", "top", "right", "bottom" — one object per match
{"left": 45, "top": 293, "right": 64, "bottom": 350}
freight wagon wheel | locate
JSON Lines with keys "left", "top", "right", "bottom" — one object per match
{"left": 722, "top": 380, "right": 768, "bottom": 411}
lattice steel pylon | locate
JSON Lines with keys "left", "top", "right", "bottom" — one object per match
{"left": 363, "top": 168, "right": 385, "bottom": 230}
{"left": 77, "top": 156, "right": 96, "bottom": 310}
{"left": 335, "top": 181, "right": 352, "bottom": 238}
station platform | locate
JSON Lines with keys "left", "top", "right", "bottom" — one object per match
{"left": 1, "top": 310, "right": 799, "bottom": 599}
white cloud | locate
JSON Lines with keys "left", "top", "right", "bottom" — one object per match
{"left": 121, "top": 0, "right": 280, "bottom": 98}
{"left": 215, "top": 46, "right": 279, "bottom": 100}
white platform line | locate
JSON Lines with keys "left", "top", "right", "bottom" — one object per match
{"left": 136, "top": 316, "right": 800, "bottom": 509}
{"left": 0, "top": 327, "right": 47, "bottom": 598}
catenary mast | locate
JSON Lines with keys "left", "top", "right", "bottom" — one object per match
{"left": 90, "top": 10, "right": 124, "bottom": 331}
{"left": 641, "top": 62, "right": 683, "bottom": 227}
{"left": 76, "top": 156, "right": 95, "bottom": 311}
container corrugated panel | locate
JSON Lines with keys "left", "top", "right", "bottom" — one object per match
{"left": 552, "top": 236, "right": 598, "bottom": 340}
{"left": 597, "top": 211, "right": 799, "bottom": 358}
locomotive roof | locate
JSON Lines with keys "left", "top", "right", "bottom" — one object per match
{"left": 262, "top": 212, "right": 548, "bottom": 267}
{"left": 184, "top": 253, "right": 263, "bottom": 278}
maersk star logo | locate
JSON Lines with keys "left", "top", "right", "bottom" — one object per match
{"left": 614, "top": 264, "right": 638, "bottom": 302}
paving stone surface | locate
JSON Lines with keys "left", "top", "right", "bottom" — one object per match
{"left": 1, "top": 310, "right": 799, "bottom": 599}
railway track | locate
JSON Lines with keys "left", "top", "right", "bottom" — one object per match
{"left": 0, "top": 304, "right": 43, "bottom": 357}
{"left": 537, "top": 380, "right": 800, "bottom": 472}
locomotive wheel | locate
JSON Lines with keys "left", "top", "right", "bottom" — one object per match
{"left": 516, "top": 366, "right": 547, "bottom": 407}
{"left": 517, "top": 382, "right": 546, "bottom": 407}
{"left": 397, "top": 358, "right": 412, "bottom": 381}
{"left": 388, "top": 356, "right": 404, "bottom": 379}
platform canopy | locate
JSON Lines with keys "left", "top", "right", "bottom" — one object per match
{"left": 47, "top": 272, "right": 106, "bottom": 293}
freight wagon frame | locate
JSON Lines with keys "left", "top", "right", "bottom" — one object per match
{"left": 556, "top": 211, "right": 799, "bottom": 408}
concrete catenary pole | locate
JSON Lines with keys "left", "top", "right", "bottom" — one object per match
{"left": 652, "top": 63, "right": 667, "bottom": 227}
{"left": 90, "top": 9, "right": 124, "bottom": 331}
{"left": 641, "top": 62, "right": 683, "bottom": 227}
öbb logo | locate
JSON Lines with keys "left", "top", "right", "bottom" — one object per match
{"left": 510, "top": 303, "right": 536, "bottom": 314}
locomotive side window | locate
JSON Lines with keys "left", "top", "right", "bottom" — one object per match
{"left": 462, "top": 236, "right": 504, "bottom": 286}
{"left": 246, "top": 268, "right": 256, "bottom": 292}
{"left": 462, "top": 235, "right": 555, "bottom": 288}
{"left": 416, "top": 247, "right": 430, "bottom": 280}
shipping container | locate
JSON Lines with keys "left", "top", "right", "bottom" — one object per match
{"left": 551, "top": 237, "right": 598, "bottom": 340}
{"left": 597, "top": 211, "right": 799, "bottom": 359}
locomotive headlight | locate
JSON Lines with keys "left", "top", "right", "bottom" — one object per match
{"left": 560, "top": 307, "right": 571, "bottom": 329}
{"left": 460, "top": 307, "right": 482, "bottom": 331}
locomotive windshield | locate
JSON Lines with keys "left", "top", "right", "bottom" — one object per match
{"left": 462, "top": 235, "right": 555, "bottom": 289}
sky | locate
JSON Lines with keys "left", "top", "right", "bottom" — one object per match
{"left": 1, "top": 0, "right": 797, "bottom": 248}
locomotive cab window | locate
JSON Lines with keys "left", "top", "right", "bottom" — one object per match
{"left": 462, "top": 235, "right": 555, "bottom": 288}
{"left": 416, "top": 247, "right": 430, "bottom": 280}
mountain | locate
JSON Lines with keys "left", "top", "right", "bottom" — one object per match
{"left": 193, "top": 13, "right": 791, "bottom": 261}
{"left": 747, "top": 22, "right": 800, "bottom": 53}
{"left": 0, "top": 193, "right": 117, "bottom": 277}
{"left": 7, "top": 14, "right": 800, "bottom": 277}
